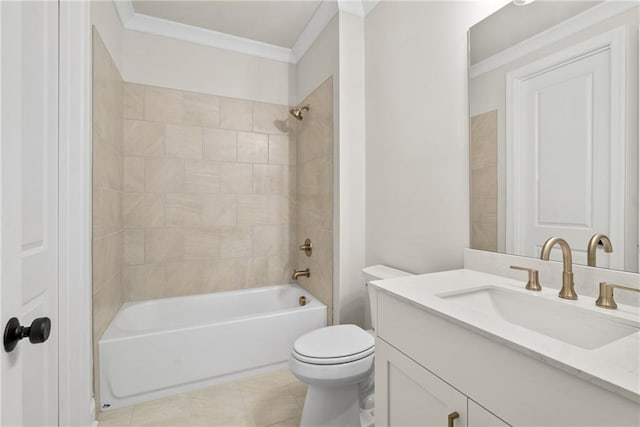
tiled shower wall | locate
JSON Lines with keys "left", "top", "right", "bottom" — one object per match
{"left": 122, "top": 83, "right": 297, "bottom": 300}
{"left": 470, "top": 110, "right": 498, "bottom": 252}
{"left": 296, "top": 78, "right": 334, "bottom": 322}
{"left": 92, "top": 30, "right": 124, "bottom": 401}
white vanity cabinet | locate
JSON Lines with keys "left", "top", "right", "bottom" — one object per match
{"left": 376, "top": 338, "right": 508, "bottom": 427}
{"left": 375, "top": 290, "right": 640, "bottom": 426}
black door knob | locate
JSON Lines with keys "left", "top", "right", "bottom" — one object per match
{"left": 3, "top": 317, "right": 51, "bottom": 352}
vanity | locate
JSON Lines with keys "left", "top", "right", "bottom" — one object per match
{"left": 370, "top": 269, "right": 639, "bottom": 427}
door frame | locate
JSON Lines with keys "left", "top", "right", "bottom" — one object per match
{"left": 58, "top": 1, "right": 94, "bottom": 425}
{"left": 505, "top": 26, "right": 626, "bottom": 269}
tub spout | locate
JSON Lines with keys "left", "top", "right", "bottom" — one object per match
{"left": 292, "top": 269, "right": 310, "bottom": 280}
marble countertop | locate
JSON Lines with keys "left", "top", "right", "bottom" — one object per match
{"left": 370, "top": 269, "right": 640, "bottom": 402}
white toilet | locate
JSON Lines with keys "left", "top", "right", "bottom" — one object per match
{"left": 289, "top": 265, "right": 412, "bottom": 427}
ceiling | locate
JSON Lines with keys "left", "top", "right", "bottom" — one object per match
{"left": 131, "top": 0, "right": 323, "bottom": 48}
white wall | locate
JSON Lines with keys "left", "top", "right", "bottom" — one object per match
{"left": 364, "top": 1, "right": 506, "bottom": 274}
{"left": 122, "top": 30, "right": 292, "bottom": 105}
{"left": 90, "top": 2, "right": 292, "bottom": 105}
{"left": 336, "top": 11, "right": 366, "bottom": 326}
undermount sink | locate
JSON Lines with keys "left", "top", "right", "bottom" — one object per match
{"left": 438, "top": 286, "right": 639, "bottom": 350}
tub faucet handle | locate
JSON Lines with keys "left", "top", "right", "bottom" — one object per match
{"left": 299, "top": 239, "right": 312, "bottom": 257}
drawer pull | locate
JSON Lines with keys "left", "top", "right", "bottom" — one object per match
{"left": 447, "top": 411, "right": 459, "bottom": 427}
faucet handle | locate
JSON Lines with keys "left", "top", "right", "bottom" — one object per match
{"left": 595, "top": 282, "right": 640, "bottom": 310}
{"left": 510, "top": 265, "right": 542, "bottom": 291}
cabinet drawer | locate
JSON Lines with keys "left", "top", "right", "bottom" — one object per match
{"left": 376, "top": 338, "right": 467, "bottom": 427}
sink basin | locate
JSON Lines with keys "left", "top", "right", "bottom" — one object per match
{"left": 439, "top": 287, "right": 639, "bottom": 350}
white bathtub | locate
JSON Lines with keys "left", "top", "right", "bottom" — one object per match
{"left": 99, "top": 284, "right": 326, "bottom": 409}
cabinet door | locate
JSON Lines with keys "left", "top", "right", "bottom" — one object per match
{"left": 376, "top": 338, "right": 467, "bottom": 427}
{"left": 469, "top": 400, "right": 510, "bottom": 427}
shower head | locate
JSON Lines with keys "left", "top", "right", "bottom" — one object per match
{"left": 289, "top": 104, "right": 310, "bottom": 121}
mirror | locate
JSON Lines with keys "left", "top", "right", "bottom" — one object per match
{"left": 469, "top": 0, "right": 639, "bottom": 273}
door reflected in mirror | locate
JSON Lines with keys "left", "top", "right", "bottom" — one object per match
{"left": 468, "top": 0, "right": 639, "bottom": 273}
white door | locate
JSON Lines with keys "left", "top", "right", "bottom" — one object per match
{"left": 507, "top": 30, "right": 625, "bottom": 269}
{"left": 375, "top": 339, "right": 467, "bottom": 427}
{"left": 1, "top": 1, "right": 59, "bottom": 425}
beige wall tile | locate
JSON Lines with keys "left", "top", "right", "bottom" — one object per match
{"left": 268, "top": 195, "right": 292, "bottom": 225}
{"left": 253, "top": 225, "right": 285, "bottom": 256}
{"left": 253, "top": 164, "right": 284, "bottom": 194}
{"left": 93, "top": 30, "right": 125, "bottom": 405}
{"left": 93, "top": 142, "right": 122, "bottom": 191}
{"left": 144, "top": 86, "right": 183, "bottom": 124}
{"left": 124, "top": 120, "right": 164, "bottom": 157}
{"left": 253, "top": 102, "right": 286, "bottom": 134}
{"left": 118, "top": 85, "right": 306, "bottom": 305}
{"left": 124, "top": 156, "right": 144, "bottom": 192}
{"left": 165, "top": 261, "right": 206, "bottom": 297}
{"left": 268, "top": 255, "right": 292, "bottom": 283}
{"left": 220, "top": 163, "right": 252, "bottom": 193}
{"left": 92, "top": 232, "right": 123, "bottom": 292}
{"left": 220, "top": 226, "right": 253, "bottom": 258}
{"left": 124, "top": 83, "right": 144, "bottom": 120}
{"left": 237, "top": 132, "right": 268, "bottom": 163}
{"left": 92, "top": 274, "right": 123, "bottom": 341}
{"left": 185, "top": 160, "right": 220, "bottom": 193}
{"left": 236, "top": 257, "right": 269, "bottom": 288}
{"left": 184, "top": 92, "right": 220, "bottom": 128}
{"left": 145, "top": 157, "right": 185, "bottom": 193}
{"left": 203, "top": 129, "right": 237, "bottom": 162}
{"left": 237, "top": 194, "right": 269, "bottom": 225}
{"left": 145, "top": 228, "right": 184, "bottom": 263}
{"left": 203, "top": 260, "right": 237, "bottom": 291}
{"left": 125, "top": 263, "right": 165, "bottom": 301}
{"left": 184, "top": 228, "right": 220, "bottom": 259}
{"left": 220, "top": 97, "right": 252, "bottom": 131}
{"left": 124, "top": 229, "right": 144, "bottom": 265}
{"left": 203, "top": 194, "right": 237, "bottom": 226}
{"left": 99, "top": 189, "right": 123, "bottom": 236}
{"left": 269, "top": 134, "right": 295, "bottom": 165}
{"left": 165, "top": 124, "right": 203, "bottom": 159}
{"left": 165, "top": 193, "right": 204, "bottom": 227}
{"left": 124, "top": 193, "right": 164, "bottom": 228}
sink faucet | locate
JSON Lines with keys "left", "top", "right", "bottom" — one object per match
{"left": 540, "top": 237, "right": 577, "bottom": 300}
{"left": 587, "top": 233, "right": 613, "bottom": 267}
{"left": 292, "top": 268, "right": 310, "bottom": 280}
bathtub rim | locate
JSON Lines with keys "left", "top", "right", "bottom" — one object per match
{"left": 100, "top": 283, "right": 325, "bottom": 342}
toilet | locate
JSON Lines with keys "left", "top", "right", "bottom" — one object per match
{"left": 289, "top": 265, "right": 412, "bottom": 427}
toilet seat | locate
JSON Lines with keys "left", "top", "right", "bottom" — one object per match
{"left": 293, "top": 345, "right": 374, "bottom": 365}
{"left": 292, "top": 325, "right": 375, "bottom": 365}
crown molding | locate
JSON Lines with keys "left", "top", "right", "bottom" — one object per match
{"left": 470, "top": 0, "right": 637, "bottom": 79}
{"left": 113, "top": 0, "right": 134, "bottom": 25}
{"left": 290, "top": 1, "right": 340, "bottom": 63}
{"left": 113, "top": 0, "right": 374, "bottom": 65}
{"left": 362, "top": 1, "right": 380, "bottom": 17}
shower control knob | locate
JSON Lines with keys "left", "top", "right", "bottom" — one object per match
{"left": 3, "top": 316, "right": 51, "bottom": 352}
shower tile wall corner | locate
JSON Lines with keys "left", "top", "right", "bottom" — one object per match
{"left": 295, "top": 78, "right": 334, "bottom": 323}
{"left": 122, "top": 84, "right": 298, "bottom": 299}
{"left": 92, "top": 28, "right": 125, "bottom": 407}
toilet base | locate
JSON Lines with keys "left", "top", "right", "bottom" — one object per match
{"left": 300, "top": 384, "right": 361, "bottom": 427}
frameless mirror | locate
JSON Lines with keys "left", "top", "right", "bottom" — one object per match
{"left": 469, "top": 0, "right": 639, "bottom": 272}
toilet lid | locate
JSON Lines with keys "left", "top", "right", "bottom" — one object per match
{"left": 293, "top": 325, "right": 375, "bottom": 365}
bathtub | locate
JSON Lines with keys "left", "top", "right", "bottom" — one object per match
{"left": 99, "top": 284, "right": 326, "bottom": 410}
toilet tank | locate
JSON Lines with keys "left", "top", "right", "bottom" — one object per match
{"left": 362, "top": 265, "right": 412, "bottom": 331}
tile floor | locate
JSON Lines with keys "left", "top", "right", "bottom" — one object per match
{"left": 97, "top": 368, "right": 307, "bottom": 427}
